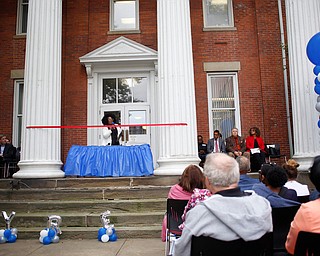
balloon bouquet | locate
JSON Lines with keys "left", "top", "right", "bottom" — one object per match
{"left": 97, "top": 210, "right": 118, "bottom": 243}
{"left": 306, "top": 32, "right": 320, "bottom": 128}
{"left": 39, "top": 215, "right": 62, "bottom": 245}
{"left": 0, "top": 211, "right": 17, "bottom": 243}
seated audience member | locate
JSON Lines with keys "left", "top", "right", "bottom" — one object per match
{"left": 173, "top": 153, "right": 273, "bottom": 256}
{"left": 285, "top": 155, "right": 320, "bottom": 255}
{"left": 245, "top": 127, "right": 266, "bottom": 172}
{"left": 252, "top": 164, "right": 300, "bottom": 207}
{"left": 207, "top": 130, "right": 226, "bottom": 154}
{"left": 283, "top": 159, "right": 310, "bottom": 198}
{"left": 197, "top": 135, "right": 207, "bottom": 167}
{"left": 225, "top": 128, "right": 250, "bottom": 159}
{"left": 161, "top": 165, "right": 206, "bottom": 242}
{"left": 236, "top": 156, "right": 259, "bottom": 191}
{"left": 0, "top": 135, "right": 16, "bottom": 179}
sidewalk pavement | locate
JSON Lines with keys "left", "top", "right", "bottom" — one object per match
{"left": 1, "top": 238, "right": 165, "bottom": 256}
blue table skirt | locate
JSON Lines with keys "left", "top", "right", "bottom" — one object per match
{"left": 64, "top": 144, "right": 154, "bottom": 177}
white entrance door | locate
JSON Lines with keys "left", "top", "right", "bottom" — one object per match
{"left": 101, "top": 105, "right": 150, "bottom": 145}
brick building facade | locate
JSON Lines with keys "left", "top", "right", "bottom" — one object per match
{"left": 0, "top": 0, "right": 319, "bottom": 178}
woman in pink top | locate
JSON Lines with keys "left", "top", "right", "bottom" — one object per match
{"left": 285, "top": 156, "right": 320, "bottom": 254}
{"left": 161, "top": 165, "right": 206, "bottom": 241}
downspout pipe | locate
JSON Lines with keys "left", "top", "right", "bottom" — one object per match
{"left": 278, "top": 0, "right": 294, "bottom": 157}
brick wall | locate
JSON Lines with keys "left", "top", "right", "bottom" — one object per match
{"left": 0, "top": 0, "right": 291, "bottom": 161}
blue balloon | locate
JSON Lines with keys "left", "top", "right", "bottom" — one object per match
{"left": 109, "top": 232, "right": 118, "bottom": 242}
{"left": 315, "top": 77, "right": 320, "bottom": 85}
{"left": 98, "top": 227, "right": 106, "bottom": 236}
{"left": 48, "top": 228, "right": 56, "bottom": 238}
{"left": 314, "top": 66, "right": 320, "bottom": 76}
{"left": 307, "top": 32, "right": 320, "bottom": 65}
{"left": 43, "top": 236, "right": 52, "bottom": 245}
{"left": 4, "top": 229, "right": 11, "bottom": 239}
{"left": 318, "top": 119, "right": 320, "bottom": 128}
{"left": 7, "top": 234, "right": 17, "bottom": 243}
{"left": 315, "top": 85, "right": 320, "bottom": 95}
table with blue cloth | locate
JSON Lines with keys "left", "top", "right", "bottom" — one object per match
{"left": 64, "top": 144, "right": 154, "bottom": 177}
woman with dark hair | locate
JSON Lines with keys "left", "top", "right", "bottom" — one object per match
{"left": 101, "top": 114, "right": 122, "bottom": 146}
{"left": 245, "top": 127, "right": 266, "bottom": 172}
{"left": 161, "top": 165, "right": 207, "bottom": 241}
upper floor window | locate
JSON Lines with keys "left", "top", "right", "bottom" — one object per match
{"left": 16, "top": 0, "right": 29, "bottom": 34}
{"left": 203, "top": 0, "right": 234, "bottom": 28}
{"left": 110, "top": 0, "right": 139, "bottom": 32}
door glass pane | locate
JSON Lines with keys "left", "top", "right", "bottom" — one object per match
{"left": 211, "top": 109, "right": 235, "bottom": 139}
{"left": 113, "top": 0, "right": 136, "bottom": 30}
{"left": 118, "top": 78, "right": 133, "bottom": 103}
{"left": 210, "top": 76, "right": 234, "bottom": 109}
{"left": 102, "top": 79, "right": 116, "bottom": 104}
{"left": 103, "top": 111, "right": 122, "bottom": 125}
{"left": 132, "top": 77, "right": 147, "bottom": 102}
{"left": 128, "top": 110, "right": 146, "bottom": 134}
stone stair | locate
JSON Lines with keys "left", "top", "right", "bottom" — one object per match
{"left": 0, "top": 176, "right": 180, "bottom": 239}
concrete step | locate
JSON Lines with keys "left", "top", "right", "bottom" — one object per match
{"left": 0, "top": 186, "right": 170, "bottom": 201}
{"left": 16, "top": 225, "right": 162, "bottom": 239}
{"left": 0, "top": 198, "right": 166, "bottom": 213}
{"left": 10, "top": 212, "right": 165, "bottom": 228}
{"left": 0, "top": 176, "right": 180, "bottom": 189}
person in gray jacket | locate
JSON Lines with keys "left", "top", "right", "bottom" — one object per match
{"left": 173, "top": 153, "right": 273, "bottom": 256}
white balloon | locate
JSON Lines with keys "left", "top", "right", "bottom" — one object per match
{"left": 317, "top": 96, "right": 320, "bottom": 102}
{"left": 0, "top": 229, "right": 4, "bottom": 237}
{"left": 316, "top": 102, "right": 320, "bottom": 112}
{"left": 39, "top": 236, "right": 44, "bottom": 243}
{"left": 40, "top": 229, "right": 49, "bottom": 238}
{"left": 101, "top": 234, "right": 109, "bottom": 243}
{"left": 106, "top": 227, "right": 113, "bottom": 236}
{"left": 52, "top": 235, "right": 60, "bottom": 243}
{"left": 11, "top": 228, "right": 18, "bottom": 235}
{"left": 0, "top": 236, "right": 7, "bottom": 244}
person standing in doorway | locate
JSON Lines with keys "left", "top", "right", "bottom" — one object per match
{"left": 101, "top": 114, "right": 122, "bottom": 146}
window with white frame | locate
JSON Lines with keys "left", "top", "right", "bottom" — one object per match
{"left": 13, "top": 80, "right": 24, "bottom": 148}
{"left": 203, "top": 0, "right": 234, "bottom": 28}
{"left": 102, "top": 77, "right": 147, "bottom": 104}
{"left": 207, "top": 73, "right": 241, "bottom": 140}
{"left": 16, "top": 0, "right": 29, "bottom": 34}
{"left": 110, "top": 0, "right": 139, "bottom": 31}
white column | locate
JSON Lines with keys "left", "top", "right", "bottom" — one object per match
{"left": 154, "top": 0, "right": 199, "bottom": 175}
{"left": 285, "top": 0, "right": 320, "bottom": 170}
{"left": 13, "top": 0, "right": 64, "bottom": 178}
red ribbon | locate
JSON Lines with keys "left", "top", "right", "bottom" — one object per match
{"left": 27, "top": 123, "right": 188, "bottom": 129}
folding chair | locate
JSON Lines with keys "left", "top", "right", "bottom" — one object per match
{"left": 265, "top": 144, "right": 287, "bottom": 163}
{"left": 165, "top": 199, "right": 189, "bottom": 256}
{"left": 191, "top": 232, "right": 273, "bottom": 256}
{"left": 294, "top": 231, "right": 320, "bottom": 256}
{"left": 272, "top": 206, "right": 300, "bottom": 254}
